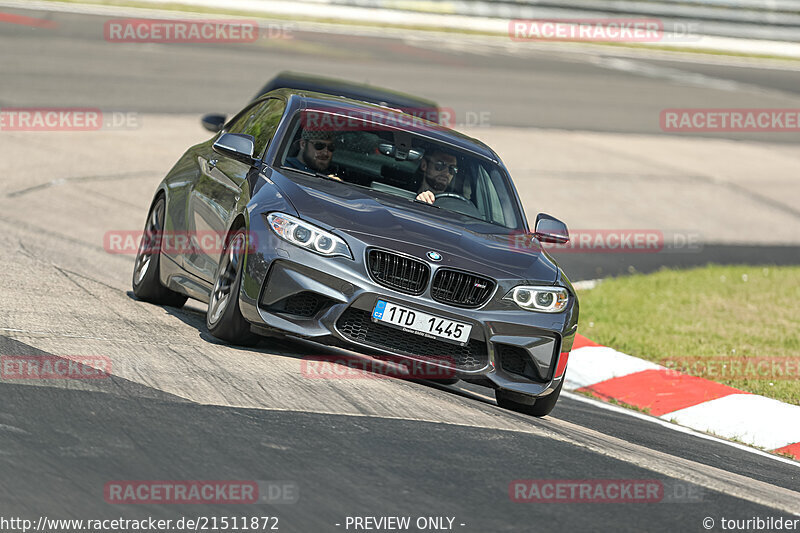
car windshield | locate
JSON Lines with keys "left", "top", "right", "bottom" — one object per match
{"left": 278, "top": 109, "right": 524, "bottom": 230}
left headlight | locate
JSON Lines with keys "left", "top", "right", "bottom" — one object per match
{"left": 504, "top": 286, "right": 569, "bottom": 313}
{"left": 266, "top": 212, "right": 352, "bottom": 259}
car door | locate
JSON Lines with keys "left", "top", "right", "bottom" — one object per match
{"left": 185, "top": 98, "right": 286, "bottom": 282}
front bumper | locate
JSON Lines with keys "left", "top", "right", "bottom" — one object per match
{"left": 239, "top": 220, "right": 577, "bottom": 399}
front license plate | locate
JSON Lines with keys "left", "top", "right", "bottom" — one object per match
{"left": 372, "top": 300, "right": 472, "bottom": 346}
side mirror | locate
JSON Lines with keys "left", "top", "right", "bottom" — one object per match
{"left": 213, "top": 133, "right": 257, "bottom": 166}
{"left": 201, "top": 113, "right": 227, "bottom": 133}
{"left": 534, "top": 213, "right": 569, "bottom": 244}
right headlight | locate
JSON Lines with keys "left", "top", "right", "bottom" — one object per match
{"left": 504, "top": 286, "right": 569, "bottom": 313}
{"left": 266, "top": 212, "right": 352, "bottom": 259}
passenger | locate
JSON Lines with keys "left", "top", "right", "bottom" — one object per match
{"left": 415, "top": 148, "right": 459, "bottom": 204}
{"left": 285, "top": 129, "right": 339, "bottom": 177}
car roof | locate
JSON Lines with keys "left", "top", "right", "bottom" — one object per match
{"left": 265, "top": 89, "right": 500, "bottom": 162}
{"left": 254, "top": 71, "right": 438, "bottom": 115}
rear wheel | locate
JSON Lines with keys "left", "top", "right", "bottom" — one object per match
{"left": 495, "top": 379, "right": 564, "bottom": 417}
{"left": 206, "top": 228, "right": 260, "bottom": 346}
{"left": 132, "top": 196, "right": 187, "bottom": 308}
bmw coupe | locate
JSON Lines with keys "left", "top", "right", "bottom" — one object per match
{"left": 132, "top": 89, "right": 579, "bottom": 416}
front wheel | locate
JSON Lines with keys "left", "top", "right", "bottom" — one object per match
{"left": 206, "top": 228, "right": 260, "bottom": 346}
{"left": 495, "top": 379, "right": 564, "bottom": 417}
{"left": 132, "top": 196, "right": 187, "bottom": 308}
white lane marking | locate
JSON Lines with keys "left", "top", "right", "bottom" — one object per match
{"left": 662, "top": 394, "right": 800, "bottom": 451}
{"left": 563, "top": 391, "right": 800, "bottom": 468}
{"left": 0, "top": 424, "right": 29, "bottom": 434}
{"left": 564, "top": 346, "right": 664, "bottom": 390}
{"left": 493, "top": 39, "right": 800, "bottom": 72}
{"left": 591, "top": 56, "right": 740, "bottom": 91}
{"left": 380, "top": 20, "right": 800, "bottom": 70}
{"left": 586, "top": 55, "right": 800, "bottom": 100}
{"left": 455, "top": 381, "right": 800, "bottom": 466}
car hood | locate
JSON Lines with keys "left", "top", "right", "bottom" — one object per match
{"left": 270, "top": 171, "right": 559, "bottom": 283}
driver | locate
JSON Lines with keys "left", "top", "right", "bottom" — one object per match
{"left": 415, "top": 148, "right": 458, "bottom": 204}
{"left": 285, "top": 129, "right": 338, "bottom": 176}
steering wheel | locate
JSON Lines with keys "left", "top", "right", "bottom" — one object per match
{"left": 433, "top": 193, "right": 482, "bottom": 219}
{"left": 434, "top": 193, "right": 471, "bottom": 203}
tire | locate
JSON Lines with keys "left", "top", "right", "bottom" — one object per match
{"left": 132, "top": 196, "right": 188, "bottom": 308}
{"left": 495, "top": 379, "right": 564, "bottom": 417}
{"left": 206, "top": 228, "right": 260, "bottom": 346}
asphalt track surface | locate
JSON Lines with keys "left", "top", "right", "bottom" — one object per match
{"left": 1, "top": 7, "right": 800, "bottom": 142}
{"left": 1, "top": 6, "right": 799, "bottom": 532}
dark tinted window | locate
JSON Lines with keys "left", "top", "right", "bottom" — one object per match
{"left": 226, "top": 99, "right": 286, "bottom": 158}
{"left": 278, "top": 109, "right": 523, "bottom": 229}
{"left": 224, "top": 102, "right": 260, "bottom": 135}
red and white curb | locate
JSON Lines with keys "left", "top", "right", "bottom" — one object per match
{"left": 564, "top": 335, "right": 800, "bottom": 460}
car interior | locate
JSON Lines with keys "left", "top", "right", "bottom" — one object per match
{"left": 280, "top": 113, "right": 521, "bottom": 229}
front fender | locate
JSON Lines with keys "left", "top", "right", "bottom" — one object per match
{"left": 238, "top": 169, "right": 297, "bottom": 325}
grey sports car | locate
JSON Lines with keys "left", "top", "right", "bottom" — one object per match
{"left": 133, "top": 88, "right": 579, "bottom": 416}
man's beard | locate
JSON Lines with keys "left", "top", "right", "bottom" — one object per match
{"left": 303, "top": 145, "right": 330, "bottom": 172}
{"left": 426, "top": 174, "right": 449, "bottom": 192}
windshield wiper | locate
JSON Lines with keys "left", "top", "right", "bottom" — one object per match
{"left": 281, "top": 166, "right": 340, "bottom": 181}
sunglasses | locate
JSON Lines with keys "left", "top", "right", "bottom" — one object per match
{"left": 310, "top": 141, "right": 335, "bottom": 152}
{"left": 429, "top": 159, "right": 458, "bottom": 175}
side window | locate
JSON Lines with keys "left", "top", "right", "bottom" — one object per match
{"left": 489, "top": 168, "right": 519, "bottom": 229}
{"left": 247, "top": 99, "right": 285, "bottom": 158}
{"left": 475, "top": 167, "right": 507, "bottom": 227}
{"left": 224, "top": 99, "right": 286, "bottom": 158}
{"left": 225, "top": 102, "right": 261, "bottom": 135}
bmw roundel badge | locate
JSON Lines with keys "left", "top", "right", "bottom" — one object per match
{"left": 427, "top": 251, "right": 442, "bottom": 262}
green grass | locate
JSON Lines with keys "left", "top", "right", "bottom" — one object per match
{"left": 577, "top": 265, "right": 800, "bottom": 405}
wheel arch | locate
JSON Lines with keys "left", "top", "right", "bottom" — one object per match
{"left": 230, "top": 211, "right": 248, "bottom": 232}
